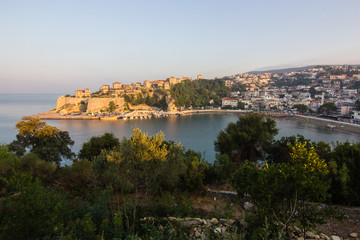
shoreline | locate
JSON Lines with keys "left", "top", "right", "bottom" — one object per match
{"left": 22, "top": 109, "right": 360, "bottom": 135}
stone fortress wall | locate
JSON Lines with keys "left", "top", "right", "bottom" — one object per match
{"left": 56, "top": 97, "right": 125, "bottom": 113}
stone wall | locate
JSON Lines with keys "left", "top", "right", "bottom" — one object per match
{"left": 56, "top": 97, "right": 125, "bottom": 113}
{"left": 87, "top": 97, "right": 124, "bottom": 113}
{"left": 56, "top": 97, "right": 84, "bottom": 112}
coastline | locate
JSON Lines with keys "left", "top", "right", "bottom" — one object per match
{"left": 22, "top": 109, "right": 360, "bottom": 135}
{"left": 292, "top": 114, "right": 360, "bottom": 135}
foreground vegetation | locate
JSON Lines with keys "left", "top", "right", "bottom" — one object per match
{"left": 1, "top": 115, "right": 359, "bottom": 239}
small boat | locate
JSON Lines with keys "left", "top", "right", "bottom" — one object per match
{"left": 100, "top": 116, "right": 118, "bottom": 120}
{"left": 326, "top": 124, "right": 336, "bottom": 129}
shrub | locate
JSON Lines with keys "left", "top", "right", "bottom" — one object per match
{"left": 233, "top": 141, "right": 330, "bottom": 238}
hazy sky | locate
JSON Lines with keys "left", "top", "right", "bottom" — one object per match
{"left": 1, "top": 0, "right": 360, "bottom": 93}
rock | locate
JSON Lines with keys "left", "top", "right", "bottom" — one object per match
{"left": 220, "top": 218, "right": 227, "bottom": 224}
{"left": 210, "top": 218, "right": 219, "bottom": 224}
{"left": 168, "top": 216, "right": 177, "bottom": 221}
{"left": 214, "top": 227, "right": 222, "bottom": 234}
{"left": 195, "top": 230, "right": 201, "bottom": 238}
{"left": 294, "top": 226, "right": 302, "bottom": 233}
{"left": 244, "top": 201, "right": 254, "bottom": 210}
{"left": 227, "top": 219, "right": 235, "bottom": 225}
{"left": 349, "top": 233, "right": 357, "bottom": 238}
{"left": 181, "top": 219, "right": 202, "bottom": 228}
{"left": 297, "top": 237, "right": 304, "bottom": 240}
{"left": 320, "top": 233, "right": 331, "bottom": 240}
{"left": 306, "top": 231, "right": 318, "bottom": 238}
{"left": 330, "top": 236, "right": 341, "bottom": 240}
{"left": 201, "top": 232, "right": 206, "bottom": 240}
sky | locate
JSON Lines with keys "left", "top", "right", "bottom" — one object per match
{"left": 1, "top": 0, "right": 360, "bottom": 94}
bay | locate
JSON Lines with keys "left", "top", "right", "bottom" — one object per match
{"left": 1, "top": 94, "right": 359, "bottom": 164}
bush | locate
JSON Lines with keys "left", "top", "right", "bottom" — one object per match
{"left": 327, "top": 142, "right": 360, "bottom": 205}
{"left": 232, "top": 141, "right": 330, "bottom": 238}
{"left": 0, "top": 170, "right": 67, "bottom": 240}
{"left": 78, "top": 132, "right": 120, "bottom": 160}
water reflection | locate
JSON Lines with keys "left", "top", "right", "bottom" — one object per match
{"left": 45, "top": 113, "right": 360, "bottom": 164}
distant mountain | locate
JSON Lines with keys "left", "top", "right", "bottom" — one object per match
{"left": 247, "top": 65, "right": 316, "bottom": 74}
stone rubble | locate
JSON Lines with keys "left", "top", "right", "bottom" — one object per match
{"left": 140, "top": 216, "right": 350, "bottom": 240}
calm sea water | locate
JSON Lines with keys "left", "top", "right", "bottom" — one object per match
{"left": 1, "top": 94, "right": 360, "bottom": 163}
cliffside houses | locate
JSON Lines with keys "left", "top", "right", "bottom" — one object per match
{"left": 75, "top": 88, "right": 91, "bottom": 98}
{"left": 73, "top": 75, "right": 202, "bottom": 98}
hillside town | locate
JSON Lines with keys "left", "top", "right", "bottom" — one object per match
{"left": 31, "top": 65, "right": 359, "bottom": 125}
{"left": 222, "top": 65, "right": 360, "bottom": 123}
{"left": 73, "top": 74, "right": 203, "bottom": 98}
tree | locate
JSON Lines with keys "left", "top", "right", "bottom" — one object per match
{"left": 356, "top": 100, "right": 360, "bottom": 111}
{"left": 214, "top": 113, "right": 278, "bottom": 163}
{"left": 108, "top": 101, "right": 117, "bottom": 113}
{"left": 293, "top": 104, "right": 307, "bottom": 114}
{"left": 318, "top": 102, "right": 337, "bottom": 116}
{"left": 78, "top": 132, "right": 120, "bottom": 160}
{"left": 327, "top": 142, "right": 360, "bottom": 205}
{"left": 79, "top": 100, "right": 88, "bottom": 112}
{"left": 237, "top": 101, "right": 245, "bottom": 110}
{"left": 8, "top": 118, "right": 74, "bottom": 165}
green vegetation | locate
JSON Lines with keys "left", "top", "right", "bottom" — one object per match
{"left": 1, "top": 116, "right": 360, "bottom": 239}
{"left": 233, "top": 141, "right": 330, "bottom": 239}
{"left": 214, "top": 113, "right": 278, "bottom": 163}
{"left": 123, "top": 92, "right": 168, "bottom": 110}
{"left": 107, "top": 101, "right": 117, "bottom": 113}
{"left": 293, "top": 104, "right": 307, "bottom": 114}
{"left": 8, "top": 118, "right": 74, "bottom": 166}
{"left": 79, "top": 100, "right": 88, "bottom": 112}
{"left": 356, "top": 99, "right": 360, "bottom": 110}
{"left": 171, "top": 79, "right": 230, "bottom": 107}
{"left": 318, "top": 102, "right": 337, "bottom": 115}
{"left": 78, "top": 132, "right": 120, "bottom": 160}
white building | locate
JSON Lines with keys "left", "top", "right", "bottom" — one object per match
{"left": 222, "top": 98, "right": 238, "bottom": 108}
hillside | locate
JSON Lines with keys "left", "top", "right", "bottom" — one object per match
{"left": 247, "top": 65, "right": 316, "bottom": 74}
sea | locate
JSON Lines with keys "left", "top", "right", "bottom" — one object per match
{"left": 1, "top": 93, "right": 360, "bottom": 164}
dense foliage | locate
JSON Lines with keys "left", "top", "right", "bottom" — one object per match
{"left": 233, "top": 141, "right": 330, "bottom": 239}
{"left": 123, "top": 91, "right": 168, "bottom": 110}
{"left": 318, "top": 102, "right": 337, "bottom": 116}
{"left": 293, "top": 104, "right": 308, "bottom": 114}
{"left": 8, "top": 118, "right": 74, "bottom": 165}
{"left": 170, "top": 79, "right": 230, "bottom": 107}
{"left": 1, "top": 116, "right": 360, "bottom": 239}
{"left": 214, "top": 113, "right": 278, "bottom": 163}
{"left": 78, "top": 132, "right": 120, "bottom": 160}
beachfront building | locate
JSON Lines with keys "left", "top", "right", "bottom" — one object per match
{"left": 222, "top": 98, "right": 238, "bottom": 108}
